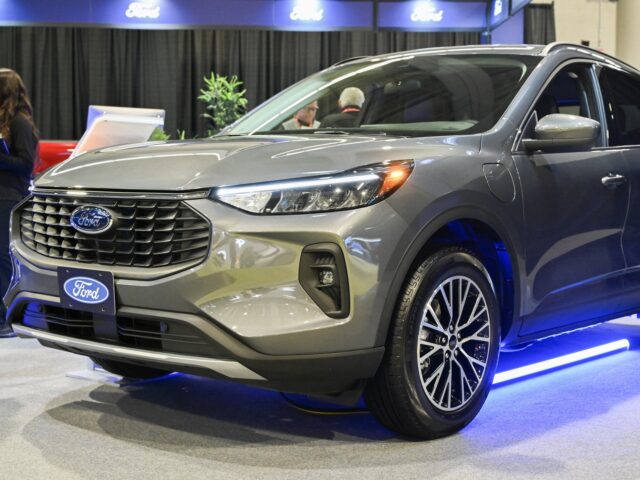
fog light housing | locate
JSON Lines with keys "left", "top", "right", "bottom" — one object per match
{"left": 319, "top": 270, "right": 335, "bottom": 286}
{"left": 299, "top": 243, "right": 349, "bottom": 318}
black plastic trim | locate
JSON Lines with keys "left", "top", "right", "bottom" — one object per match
{"left": 299, "top": 243, "right": 350, "bottom": 319}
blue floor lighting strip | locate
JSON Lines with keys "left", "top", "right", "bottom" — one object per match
{"left": 493, "top": 339, "right": 631, "bottom": 385}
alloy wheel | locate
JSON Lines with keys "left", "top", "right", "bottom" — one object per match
{"left": 416, "top": 275, "right": 491, "bottom": 412}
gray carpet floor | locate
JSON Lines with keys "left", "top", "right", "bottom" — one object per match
{"left": 2, "top": 320, "right": 640, "bottom": 480}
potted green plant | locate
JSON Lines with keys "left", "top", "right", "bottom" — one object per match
{"left": 198, "top": 73, "right": 248, "bottom": 136}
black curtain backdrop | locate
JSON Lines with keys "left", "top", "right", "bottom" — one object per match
{"left": 524, "top": 3, "right": 556, "bottom": 45}
{"left": 0, "top": 27, "right": 480, "bottom": 140}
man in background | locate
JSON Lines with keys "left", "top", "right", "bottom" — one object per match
{"left": 281, "top": 101, "right": 320, "bottom": 130}
{"left": 321, "top": 87, "right": 365, "bottom": 129}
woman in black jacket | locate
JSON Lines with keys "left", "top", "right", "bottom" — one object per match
{"left": 0, "top": 69, "right": 38, "bottom": 338}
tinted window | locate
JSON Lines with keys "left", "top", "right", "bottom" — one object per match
{"left": 521, "top": 63, "right": 601, "bottom": 148}
{"left": 227, "top": 54, "right": 540, "bottom": 137}
{"left": 534, "top": 64, "right": 597, "bottom": 120}
{"left": 599, "top": 67, "right": 640, "bottom": 146}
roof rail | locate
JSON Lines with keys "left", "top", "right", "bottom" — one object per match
{"left": 542, "top": 42, "right": 640, "bottom": 73}
{"left": 541, "top": 42, "right": 579, "bottom": 55}
{"left": 332, "top": 56, "right": 370, "bottom": 67}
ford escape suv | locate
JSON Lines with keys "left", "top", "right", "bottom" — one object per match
{"left": 7, "top": 43, "right": 640, "bottom": 439}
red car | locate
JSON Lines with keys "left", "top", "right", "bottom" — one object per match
{"left": 36, "top": 141, "right": 77, "bottom": 174}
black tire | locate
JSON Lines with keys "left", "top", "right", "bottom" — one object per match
{"left": 90, "top": 357, "right": 171, "bottom": 380}
{"left": 365, "top": 247, "right": 501, "bottom": 439}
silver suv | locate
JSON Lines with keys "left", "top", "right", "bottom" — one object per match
{"left": 8, "top": 43, "right": 640, "bottom": 438}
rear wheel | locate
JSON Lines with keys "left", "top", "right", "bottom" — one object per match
{"left": 365, "top": 247, "right": 500, "bottom": 439}
{"left": 90, "top": 357, "right": 171, "bottom": 380}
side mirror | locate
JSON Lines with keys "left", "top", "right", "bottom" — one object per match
{"left": 522, "top": 113, "right": 600, "bottom": 151}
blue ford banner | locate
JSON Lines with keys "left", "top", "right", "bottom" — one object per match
{"left": 0, "top": 0, "right": 373, "bottom": 30}
{"left": 273, "top": 0, "right": 373, "bottom": 30}
{"left": 58, "top": 268, "right": 116, "bottom": 316}
{"left": 0, "top": 0, "right": 526, "bottom": 31}
{"left": 489, "top": 0, "right": 510, "bottom": 27}
{"left": 491, "top": 7, "right": 524, "bottom": 44}
{"left": 510, "top": 0, "right": 531, "bottom": 14}
{"left": 377, "top": 1, "right": 488, "bottom": 31}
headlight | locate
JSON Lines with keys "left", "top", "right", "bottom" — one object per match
{"left": 211, "top": 160, "right": 413, "bottom": 214}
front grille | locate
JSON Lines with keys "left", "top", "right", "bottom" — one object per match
{"left": 22, "top": 303, "right": 229, "bottom": 358}
{"left": 19, "top": 193, "right": 210, "bottom": 268}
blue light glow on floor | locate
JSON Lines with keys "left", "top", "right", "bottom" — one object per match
{"left": 493, "top": 339, "right": 630, "bottom": 385}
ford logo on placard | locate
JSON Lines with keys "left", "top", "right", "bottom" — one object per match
{"left": 63, "top": 277, "right": 110, "bottom": 305}
{"left": 70, "top": 206, "right": 114, "bottom": 234}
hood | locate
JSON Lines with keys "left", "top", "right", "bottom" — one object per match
{"left": 36, "top": 133, "right": 481, "bottom": 191}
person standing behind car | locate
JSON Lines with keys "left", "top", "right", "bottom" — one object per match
{"left": 320, "top": 87, "right": 365, "bottom": 129}
{"left": 0, "top": 69, "right": 38, "bottom": 338}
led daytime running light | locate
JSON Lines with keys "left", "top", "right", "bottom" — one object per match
{"left": 212, "top": 160, "right": 413, "bottom": 214}
{"left": 217, "top": 173, "right": 379, "bottom": 196}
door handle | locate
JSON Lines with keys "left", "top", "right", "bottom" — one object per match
{"left": 601, "top": 173, "right": 626, "bottom": 189}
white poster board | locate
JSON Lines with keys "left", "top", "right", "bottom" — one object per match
{"left": 70, "top": 105, "right": 166, "bottom": 158}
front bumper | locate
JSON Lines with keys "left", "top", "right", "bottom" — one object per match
{"left": 6, "top": 194, "right": 408, "bottom": 393}
{"left": 10, "top": 306, "right": 383, "bottom": 393}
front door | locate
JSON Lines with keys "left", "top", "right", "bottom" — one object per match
{"left": 514, "top": 63, "right": 629, "bottom": 336}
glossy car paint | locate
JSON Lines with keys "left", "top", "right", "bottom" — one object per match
{"left": 7, "top": 44, "right": 640, "bottom": 394}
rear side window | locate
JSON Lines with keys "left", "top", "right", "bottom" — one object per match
{"left": 599, "top": 67, "right": 640, "bottom": 146}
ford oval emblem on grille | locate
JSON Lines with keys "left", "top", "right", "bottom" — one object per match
{"left": 63, "top": 277, "right": 110, "bottom": 304}
{"left": 70, "top": 206, "right": 114, "bottom": 234}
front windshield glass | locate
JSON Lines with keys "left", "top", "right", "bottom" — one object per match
{"left": 226, "top": 53, "right": 541, "bottom": 137}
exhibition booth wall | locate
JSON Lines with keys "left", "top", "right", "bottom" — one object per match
{"left": 0, "top": 28, "right": 479, "bottom": 139}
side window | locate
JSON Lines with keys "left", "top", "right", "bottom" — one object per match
{"left": 522, "top": 63, "right": 601, "bottom": 146}
{"left": 599, "top": 67, "right": 640, "bottom": 147}
{"left": 534, "top": 64, "right": 598, "bottom": 121}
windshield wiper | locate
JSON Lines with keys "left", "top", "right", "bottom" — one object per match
{"left": 312, "top": 129, "right": 374, "bottom": 135}
{"left": 246, "top": 128, "right": 411, "bottom": 137}
{"left": 312, "top": 128, "right": 412, "bottom": 137}
{"left": 252, "top": 130, "right": 316, "bottom": 135}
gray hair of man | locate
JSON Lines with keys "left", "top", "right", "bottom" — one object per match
{"left": 339, "top": 87, "right": 365, "bottom": 109}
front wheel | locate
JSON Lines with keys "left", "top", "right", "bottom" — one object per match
{"left": 365, "top": 247, "right": 501, "bottom": 439}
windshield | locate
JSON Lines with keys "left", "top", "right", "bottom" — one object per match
{"left": 226, "top": 53, "right": 541, "bottom": 137}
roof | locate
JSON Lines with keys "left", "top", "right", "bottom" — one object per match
{"left": 333, "top": 43, "right": 639, "bottom": 74}
{"left": 332, "top": 44, "right": 545, "bottom": 67}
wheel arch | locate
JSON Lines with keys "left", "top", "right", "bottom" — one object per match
{"left": 375, "top": 207, "right": 523, "bottom": 347}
